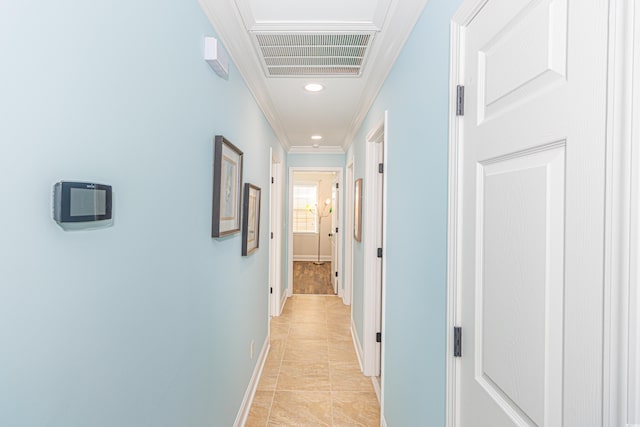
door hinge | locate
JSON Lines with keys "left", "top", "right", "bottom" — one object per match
{"left": 378, "top": 163, "right": 384, "bottom": 173}
{"left": 453, "top": 326, "right": 462, "bottom": 357}
{"left": 335, "top": 227, "right": 339, "bottom": 233}
{"left": 270, "top": 232, "right": 274, "bottom": 239}
{"left": 377, "top": 248, "right": 383, "bottom": 258}
{"left": 376, "top": 332, "right": 382, "bottom": 343}
{"left": 335, "top": 271, "right": 338, "bottom": 277}
{"left": 270, "top": 287, "right": 273, "bottom": 294}
{"left": 456, "top": 85, "right": 465, "bottom": 116}
{"left": 336, "top": 183, "right": 339, "bottom": 189}
{"left": 271, "top": 177, "right": 274, "bottom": 184}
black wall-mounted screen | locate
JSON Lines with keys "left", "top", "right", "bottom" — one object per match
{"left": 54, "top": 181, "right": 112, "bottom": 223}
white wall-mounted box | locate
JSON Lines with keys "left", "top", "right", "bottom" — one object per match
{"left": 204, "top": 36, "right": 229, "bottom": 79}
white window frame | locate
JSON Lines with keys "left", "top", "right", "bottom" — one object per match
{"left": 292, "top": 182, "right": 319, "bottom": 234}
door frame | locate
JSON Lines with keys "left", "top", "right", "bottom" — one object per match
{"left": 287, "top": 166, "right": 343, "bottom": 297}
{"left": 445, "top": 1, "right": 638, "bottom": 425}
{"left": 269, "top": 149, "right": 284, "bottom": 316}
{"left": 331, "top": 176, "right": 341, "bottom": 296}
{"left": 343, "top": 160, "right": 354, "bottom": 306}
{"left": 362, "top": 112, "right": 387, "bottom": 392}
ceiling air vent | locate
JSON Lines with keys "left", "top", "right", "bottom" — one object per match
{"left": 251, "top": 32, "right": 376, "bottom": 77}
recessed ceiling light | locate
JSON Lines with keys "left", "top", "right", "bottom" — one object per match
{"left": 311, "top": 135, "right": 322, "bottom": 140}
{"left": 304, "top": 83, "right": 324, "bottom": 92}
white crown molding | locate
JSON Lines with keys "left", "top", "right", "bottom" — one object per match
{"left": 341, "top": 0, "right": 430, "bottom": 150}
{"left": 199, "top": 0, "right": 292, "bottom": 150}
{"left": 288, "top": 145, "right": 345, "bottom": 154}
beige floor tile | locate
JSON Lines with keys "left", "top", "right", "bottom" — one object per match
{"left": 271, "top": 322, "right": 291, "bottom": 340}
{"left": 331, "top": 391, "right": 380, "bottom": 426}
{"left": 327, "top": 322, "right": 352, "bottom": 341}
{"left": 248, "top": 295, "right": 380, "bottom": 425}
{"left": 283, "top": 339, "right": 329, "bottom": 363}
{"left": 258, "top": 352, "right": 282, "bottom": 391}
{"left": 289, "top": 323, "right": 329, "bottom": 340}
{"left": 328, "top": 340, "right": 359, "bottom": 363}
{"left": 245, "top": 390, "right": 274, "bottom": 427}
{"left": 330, "top": 361, "right": 374, "bottom": 392}
{"left": 290, "top": 309, "right": 329, "bottom": 323}
{"left": 269, "top": 391, "right": 333, "bottom": 426}
{"left": 277, "top": 360, "right": 331, "bottom": 391}
{"left": 269, "top": 339, "right": 287, "bottom": 362}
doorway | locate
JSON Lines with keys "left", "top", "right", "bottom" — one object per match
{"left": 288, "top": 168, "right": 343, "bottom": 296}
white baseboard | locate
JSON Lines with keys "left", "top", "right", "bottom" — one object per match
{"left": 381, "top": 415, "right": 388, "bottom": 427}
{"left": 338, "top": 285, "right": 344, "bottom": 299}
{"left": 372, "top": 377, "right": 381, "bottom": 404}
{"left": 233, "top": 336, "right": 270, "bottom": 427}
{"left": 351, "top": 317, "right": 364, "bottom": 372}
{"left": 279, "top": 292, "right": 287, "bottom": 315}
{"left": 293, "top": 255, "right": 332, "bottom": 262}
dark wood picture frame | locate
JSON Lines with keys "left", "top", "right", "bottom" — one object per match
{"left": 354, "top": 178, "right": 363, "bottom": 242}
{"left": 241, "top": 183, "right": 261, "bottom": 256}
{"left": 212, "top": 135, "right": 243, "bottom": 238}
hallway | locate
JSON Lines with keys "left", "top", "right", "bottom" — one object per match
{"left": 246, "top": 295, "right": 379, "bottom": 426}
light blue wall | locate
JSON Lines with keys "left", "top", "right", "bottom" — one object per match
{"left": 0, "top": 2, "right": 282, "bottom": 426}
{"left": 350, "top": 0, "right": 463, "bottom": 424}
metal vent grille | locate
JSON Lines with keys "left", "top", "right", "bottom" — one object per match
{"left": 252, "top": 32, "right": 375, "bottom": 77}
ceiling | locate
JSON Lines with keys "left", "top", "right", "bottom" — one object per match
{"left": 198, "top": 0, "right": 429, "bottom": 153}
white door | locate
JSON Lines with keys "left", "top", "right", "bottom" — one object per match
{"left": 331, "top": 181, "right": 339, "bottom": 294}
{"left": 457, "top": 0, "right": 609, "bottom": 426}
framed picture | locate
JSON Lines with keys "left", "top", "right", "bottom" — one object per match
{"left": 354, "top": 178, "right": 363, "bottom": 242}
{"left": 242, "top": 183, "right": 261, "bottom": 256}
{"left": 212, "top": 135, "right": 243, "bottom": 238}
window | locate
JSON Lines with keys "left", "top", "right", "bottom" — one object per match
{"left": 293, "top": 184, "right": 318, "bottom": 233}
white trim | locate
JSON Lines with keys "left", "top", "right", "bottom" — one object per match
{"left": 362, "top": 115, "right": 385, "bottom": 378}
{"left": 343, "top": 160, "right": 354, "bottom": 306}
{"left": 381, "top": 416, "right": 388, "bottom": 427}
{"left": 292, "top": 255, "right": 332, "bottom": 262}
{"left": 445, "top": 5, "right": 468, "bottom": 426}
{"left": 380, "top": 111, "right": 389, "bottom": 424}
{"left": 269, "top": 148, "right": 275, "bottom": 317}
{"left": 279, "top": 290, "right": 288, "bottom": 316}
{"left": 605, "top": 1, "right": 640, "bottom": 425}
{"left": 269, "top": 152, "right": 284, "bottom": 317}
{"left": 371, "top": 376, "right": 381, "bottom": 404}
{"left": 351, "top": 317, "right": 365, "bottom": 372}
{"left": 629, "top": 6, "right": 640, "bottom": 423}
{"left": 287, "top": 167, "right": 344, "bottom": 300}
{"left": 288, "top": 146, "right": 345, "bottom": 155}
{"left": 233, "top": 336, "right": 270, "bottom": 427}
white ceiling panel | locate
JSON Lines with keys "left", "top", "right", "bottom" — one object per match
{"left": 237, "top": 0, "right": 390, "bottom": 30}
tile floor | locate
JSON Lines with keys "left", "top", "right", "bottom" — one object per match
{"left": 245, "top": 295, "right": 380, "bottom": 426}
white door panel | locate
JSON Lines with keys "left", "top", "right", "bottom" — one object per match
{"left": 458, "top": 0, "right": 608, "bottom": 425}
